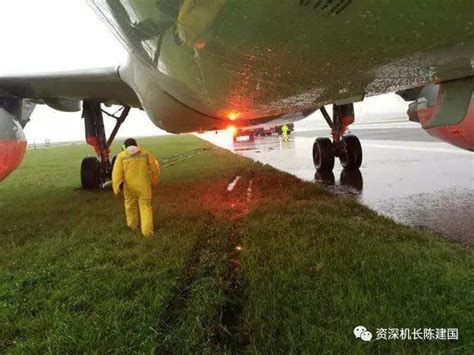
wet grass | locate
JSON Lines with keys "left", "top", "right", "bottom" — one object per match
{"left": 0, "top": 135, "right": 472, "bottom": 353}
{"left": 241, "top": 171, "right": 473, "bottom": 353}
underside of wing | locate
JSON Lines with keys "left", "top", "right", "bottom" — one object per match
{"left": 0, "top": 66, "right": 141, "bottom": 110}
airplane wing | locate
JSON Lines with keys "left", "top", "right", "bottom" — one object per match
{"left": 0, "top": 66, "right": 142, "bottom": 183}
{"left": 0, "top": 66, "right": 141, "bottom": 111}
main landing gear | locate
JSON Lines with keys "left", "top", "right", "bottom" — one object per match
{"left": 81, "top": 101, "right": 130, "bottom": 189}
{"left": 312, "top": 103, "right": 362, "bottom": 172}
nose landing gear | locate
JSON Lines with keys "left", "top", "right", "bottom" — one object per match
{"left": 81, "top": 101, "right": 130, "bottom": 189}
{"left": 312, "top": 103, "right": 362, "bottom": 172}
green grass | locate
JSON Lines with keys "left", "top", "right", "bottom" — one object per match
{"left": 0, "top": 135, "right": 472, "bottom": 353}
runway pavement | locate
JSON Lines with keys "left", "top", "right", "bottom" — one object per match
{"left": 200, "top": 120, "right": 474, "bottom": 245}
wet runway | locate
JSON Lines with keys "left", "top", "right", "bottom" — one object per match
{"left": 200, "top": 121, "right": 474, "bottom": 245}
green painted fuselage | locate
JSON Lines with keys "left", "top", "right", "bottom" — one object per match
{"left": 89, "top": 0, "right": 474, "bottom": 133}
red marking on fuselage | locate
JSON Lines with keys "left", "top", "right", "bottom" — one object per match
{"left": 0, "top": 139, "right": 27, "bottom": 182}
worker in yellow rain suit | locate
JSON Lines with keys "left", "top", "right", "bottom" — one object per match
{"left": 112, "top": 138, "right": 160, "bottom": 237}
{"left": 281, "top": 124, "right": 289, "bottom": 142}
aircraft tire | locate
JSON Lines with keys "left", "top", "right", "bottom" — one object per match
{"left": 81, "top": 156, "right": 101, "bottom": 189}
{"left": 313, "top": 137, "right": 335, "bottom": 171}
{"left": 339, "top": 135, "right": 362, "bottom": 170}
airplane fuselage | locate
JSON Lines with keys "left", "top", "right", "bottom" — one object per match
{"left": 89, "top": 0, "right": 474, "bottom": 133}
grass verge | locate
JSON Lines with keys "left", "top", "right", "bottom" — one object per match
{"left": 0, "top": 135, "right": 472, "bottom": 353}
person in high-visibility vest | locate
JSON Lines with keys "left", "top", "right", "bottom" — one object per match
{"left": 112, "top": 138, "right": 160, "bottom": 237}
{"left": 281, "top": 124, "right": 289, "bottom": 142}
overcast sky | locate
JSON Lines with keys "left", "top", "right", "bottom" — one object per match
{"left": 0, "top": 0, "right": 161, "bottom": 143}
{"left": 0, "top": 0, "right": 407, "bottom": 143}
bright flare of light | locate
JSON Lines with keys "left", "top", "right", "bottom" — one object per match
{"left": 227, "top": 111, "right": 241, "bottom": 121}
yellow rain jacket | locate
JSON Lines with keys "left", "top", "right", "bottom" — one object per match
{"left": 112, "top": 146, "right": 160, "bottom": 237}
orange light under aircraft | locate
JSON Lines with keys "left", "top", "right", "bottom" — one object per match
{"left": 194, "top": 40, "right": 207, "bottom": 50}
{"left": 227, "top": 111, "right": 241, "bottom": 121}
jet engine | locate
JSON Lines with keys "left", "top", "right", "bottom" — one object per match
{"left": 402, "top": 77, "right": 474, "bottom": 151}
{"left": 0, "top": 99, "right": 33, "bottom": 181}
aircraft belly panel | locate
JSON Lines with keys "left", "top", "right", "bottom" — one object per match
{"left": 89, "top": 0, "right": 474, "bottom": 121}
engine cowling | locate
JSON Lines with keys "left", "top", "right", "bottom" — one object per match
{"left": 406, "top": 79, "right": 474, "bottom": 151}
{"left": 416, "top": 101, "right": 474, "bottom": 151}
{"left": 0, "top": 110, "right": 27, "bottom": 182}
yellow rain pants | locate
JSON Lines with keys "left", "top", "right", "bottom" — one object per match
{"left": 281, "top": 125, "right": 289, "bottom": 142}
{"left": 112, "top": 147, "right": 160, "bottom": 237}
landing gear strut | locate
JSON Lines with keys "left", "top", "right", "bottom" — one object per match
{"left": 313, "top": 103, "right": 362, "bottom": 171}
{"left": 81, "top": 101, "right": 130, "bottom": 189}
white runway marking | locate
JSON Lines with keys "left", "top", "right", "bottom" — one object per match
{"left": 247, "top": 180, "right": 253, "bottom": 202}
{"left": 363, "top": 143, "right": 472, "bottom": 155}
{"left": 227, "top": 176, "right": 241, "bottom": 191}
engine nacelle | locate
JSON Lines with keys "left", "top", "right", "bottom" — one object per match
{"left": 406, "top": 79, "right": 474, "bottom": 151}
{"left": 0, "top": 106, "right": 28, "bottom": 182}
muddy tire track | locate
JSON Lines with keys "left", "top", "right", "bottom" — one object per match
{"left": 214, "top": 220, "right": 249, "bottom": 351}
{"left": 154, "top": 174, "right": 255, "bottom": 353}
{"left": 212, "top": 176, "right": 253, "bottom": 351}
{"left": 153, "top": 216, "right": 218, "bottom": 354}
{"left": 161, "top": 146, "right": 217, "bottom": 168}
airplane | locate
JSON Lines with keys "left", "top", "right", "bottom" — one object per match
{"left": 1, "top": 0, "right": 473, "bottom": 188}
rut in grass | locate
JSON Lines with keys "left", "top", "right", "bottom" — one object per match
{"left": 153, "top": 215, "right": 220, "bottom": 354}
{"left": 213, "top": 219, "right": 250, "bottom": 350}
{"left": 161, "top": 147, "right": 216, "bottom": 168}
{"left": 153, "top": 175, "right": 254, "bottom": 353}
{"left": 212, "top": 177, "right": 254, "bottom": 350}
